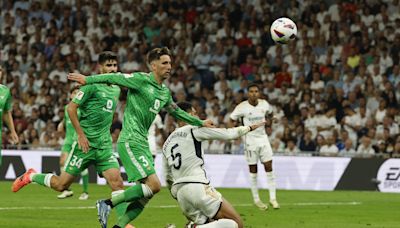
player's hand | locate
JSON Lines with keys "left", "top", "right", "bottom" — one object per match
{"left": 202, "top": 119, "right": 215, "bottom": 128}
{"left": 68, "top": 73, "right": 87, "bottom": 85}
{"left": 77, "top": 133, "right": 90, "bottom": 153}
{"left": 9, "top": 131, "right": 19, "bottom": 144}
{"left": 250, "top": 121, "right": 267, "bottom": 131}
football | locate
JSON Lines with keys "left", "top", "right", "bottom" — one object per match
{"left": 270, "top": 17, "right": 297, "bottom": 44}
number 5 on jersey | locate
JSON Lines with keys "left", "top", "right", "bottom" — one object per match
{"left": 171, "top": 144, "right": 181, "bottom": 169}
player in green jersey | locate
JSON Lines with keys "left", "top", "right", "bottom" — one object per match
{"left": 0, "top": 66, "right": 19, "bottom": 167}
{"left": 12, "top": 52, "right": 128, "bottom": 223}
{"left": 68, "top": 47, "right": 214, "bottom": 228}
{"left": 56, "top": 85, "right": 91, "bottom": 200}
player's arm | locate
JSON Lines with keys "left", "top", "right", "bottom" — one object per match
{"left": 67, "top": 86, "right": 92, "bottom": 153}
{"left": 229, "top": 103, "right": 243, "bottom": 126}
{"left": 68, "top": 72, "right": 141, "bottom": 89}
{"left": 2, "top": 90, "right": 18, "bottom": 144}
{"left": 57, "top": 118, "right": 65, "bottom": 132}
{"left": 165, "top": 96, "right": 213, "bottom": 127}
{"left": 3, "top": 112, "right": 19, "bottom": 144}
{"left": 193, "top": 122, "right": 266, "bottom": 141}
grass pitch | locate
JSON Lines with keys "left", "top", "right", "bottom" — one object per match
{"left": 0, "top": 181, "right": 399, "bottom": 228}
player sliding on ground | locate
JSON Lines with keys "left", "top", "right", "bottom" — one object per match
{"left": 68, "top": 47, "right": 214, "bottom": 228}
{"left": 163, "top": 101, "right": 266, "bottom": 228}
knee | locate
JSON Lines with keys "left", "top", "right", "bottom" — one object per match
{"left": 147, "top": 179, "right": 161, "bottom": 194}
{"left": 108, "top": 176, "right": 124, "bottom": 191}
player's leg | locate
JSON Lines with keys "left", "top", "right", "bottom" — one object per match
{"left": 13, "top": 142, "right": 90, "bottom": 193}
{"left": 177, "top": 184, "right": 241, "bottom": 228}
{"left": 79, "top": 168, "right": 89, "bottom": 200}
{"left": 98, "top": 142, "right": 158, "bottom": 227}
{"left": 246, "top": 147, "right": 267, "bottom": 210}
{"left": 57, "top": 151, "right": 73, "bottom": 199}
{"left": 12, "top": 168, "right": 76, "bottom": 192}
{"left": 261, "top": 142, "right": 279, "bottom": 209}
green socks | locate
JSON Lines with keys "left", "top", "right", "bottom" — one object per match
{"left": 81, "top": 169, "right": 89, "bottom": 193}
{"left": 31, "top": 173, "right": 54, "bottom": 188}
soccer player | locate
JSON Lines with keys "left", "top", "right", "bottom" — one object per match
{"left": 148, "top": 114, "right": 164, "bottom": 159}
{"left": 163, "top": 101, "right": 265, "bottom": 228}
{"left": 67, "top": 47, "right": 214, "bottom": 228}
{"left": 56, "top": 85, "right": 90, "bottom": 200}
{"left": 0, "top": 66, "right": 19, "bottom": 167}
{"left": 230, "top": 83, "right": 280, "bottom": 210}
{"left": 12, "top": 52, "right": 128, "bottom": 221}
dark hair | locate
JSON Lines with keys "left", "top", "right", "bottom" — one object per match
{"left": 247, "top": 83, "right": 260, "bottom": 90}
{"left": 177, "top": 101, "right": 193, "bottom": 113}
{"left": 147, "top": 47, "right": 171, "bottom": 64}
{"left": 98, "top": 51, "right": 118, "bottom": 64}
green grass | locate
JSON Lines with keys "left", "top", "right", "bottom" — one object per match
{"left": 1, "top": 181, "right": 399, "bottom": 228}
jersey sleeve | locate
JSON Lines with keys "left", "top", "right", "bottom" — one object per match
{"left": 4, "top": 88, "right": 12, "bottom": 112}
{"left": 193, "top": 126, "right": 251, "bottom": 141}
{"left": 165, "top": 95, "right": 203, "bottom": 127}
{"left": 85, "top": 72, "right": 141, "bottom": 89}
{"left": 230, "top": 103, "right": 243, "bottom": 121}
{"left": 72, "top": 85, "right": 94, "bottom": 106}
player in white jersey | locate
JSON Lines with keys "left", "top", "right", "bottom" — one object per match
{"left": 163, "top": 102, "right": 265, "bottom": 228}
{"left": 148, "top": 114, "right": 164, "bottom": 159}
{"left": 230, "top": 83, "right": 280, "bottom": 210}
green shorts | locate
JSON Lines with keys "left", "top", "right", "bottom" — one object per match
{"left": 61, "top": 140, "right": 74, "bottom": 153}
{"left": 118, "top": 141, "right": 155, "bottom": 182}
{"left": 63, "top": 141, "right": 120, "bottom": 176}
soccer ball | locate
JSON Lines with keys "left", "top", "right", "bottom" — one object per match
{"left": 270, "top": 17, "right": 297, "bottom": 44}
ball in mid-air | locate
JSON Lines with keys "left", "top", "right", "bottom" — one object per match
{"left": 270, "top": 17, "right": 297, "bottom": 44}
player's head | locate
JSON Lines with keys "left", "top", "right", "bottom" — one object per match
{"left": 69, "top": 85, "right": 80, "bottom": 100}
{"left": 98, "top": 51, "right": 118, "bottom": 74}
{"left": 147, "top": 47, "right": 172, "bottom": 81}
{"left": 247, "top": 83, "right": 260, "bottom": 102}
{"left": 177, "top": 101, "right": 197, "bottom": 117}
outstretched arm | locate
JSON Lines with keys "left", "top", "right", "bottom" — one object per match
{"left": 68, "top": 72, "right": 140, "bottom": 89}
{"left": 193, "top": 122, "right": 266, "bottom": 141}
{"left": 165, "top": 99, "right": 214, "bottom": 128}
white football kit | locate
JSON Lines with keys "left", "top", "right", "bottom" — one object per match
{"left": 148, "top": 114, "right": 163, "bottom": 156}
{"left": 230, "top": 99, "right": 274, "bottom": 165}
{"left": 163, "top": 125, "right": 251, "bottom": 224}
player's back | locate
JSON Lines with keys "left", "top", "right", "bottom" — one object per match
{"left": 163, "top": 125, "right": 208, "bottom": 186}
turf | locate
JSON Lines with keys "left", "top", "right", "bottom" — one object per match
{"left": 1, "top": 181, "right": 399, "bottom": 228}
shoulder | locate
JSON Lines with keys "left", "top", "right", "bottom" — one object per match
{"left": 235, "top": 101, "right": 248, "bottom": 109}
{"left": 0, "top": 84, "right": 10, "bottom": 92}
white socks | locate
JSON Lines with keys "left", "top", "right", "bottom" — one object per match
{"left": 141, "top": 184, "right": 154, "bottom": 198}
{"left": 44, "top": 174, "right": 55, "bottom": 188}
{"left": 249, "top": 173, "right": 260, "bottom": 202}
{"left": 196, "top": 219, "right": 238, "bottom": 228}
{"left": 266, "top": 172, "right": 276, "bottom": 201}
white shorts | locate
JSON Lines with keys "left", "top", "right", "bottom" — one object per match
{"left": 175, "top": 183, "right": 222, "bottom": 225}
{"left": 244, "top": 141, "right": 273, "bottom": 165}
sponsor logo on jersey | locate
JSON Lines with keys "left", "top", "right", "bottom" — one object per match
{"left": 75, "top": 91, "right": 84, "bottom": 100}
{"left": 0, "top": 96, "right": 4, "bottom": 99}
{"left": 377, "top": 159, "right": 400, "bottom": 193}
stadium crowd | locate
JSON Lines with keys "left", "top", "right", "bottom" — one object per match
{"left": 0, "top": 0, "right": 399, "bottom": 157}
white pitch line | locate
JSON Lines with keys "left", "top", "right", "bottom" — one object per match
{"left": 0, "top": 202, "right": 362, "bottom": 211}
